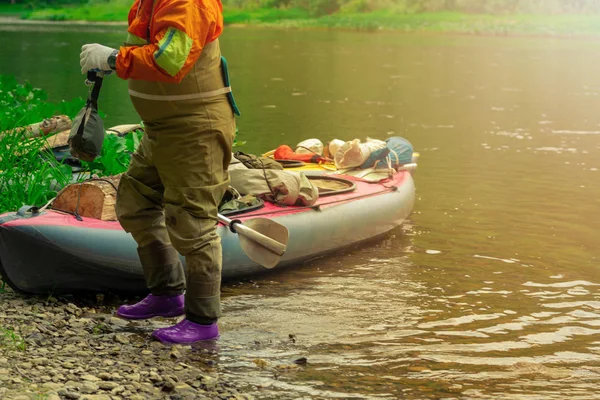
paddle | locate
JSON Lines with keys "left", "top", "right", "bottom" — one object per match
{"left": 217, "top": 213, "right": 289, "bottom": 269}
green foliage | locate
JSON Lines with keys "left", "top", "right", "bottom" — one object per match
{"left": 224, "top": 6, "right": 310, "bottom": 24}
{"left": 81, "top": 129, "right": 143, "bottom": 177}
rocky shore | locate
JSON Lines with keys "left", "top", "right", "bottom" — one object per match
{"left": 0, "top": 287, "right": 253, "bottom": 400}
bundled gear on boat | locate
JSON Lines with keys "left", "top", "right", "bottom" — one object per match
{"left": 229, "top": 169, "right": 319, "bottom": 207}
{"left": 68, "top": 71, "right": 106, "bottom": 162}
{"left": 218, "top": 186, "right": 264, "bottom": 215}
{"left": 331, "top": 136, "right": 414, "bottom": 170}
{"left": 79, "top": 0, "right": 240, "bottom": 344}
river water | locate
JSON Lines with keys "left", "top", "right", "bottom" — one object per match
{"left": 2, "top": 20, "right": 600, "bottom": 399}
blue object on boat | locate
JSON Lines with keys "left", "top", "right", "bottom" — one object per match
{"left": 386, "top": 137, "right": 413, "bottom": 166}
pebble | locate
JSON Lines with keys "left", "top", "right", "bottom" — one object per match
{"left": 81, "top": 381, "right": 100, "bottom": 394}
{"left": 81, "top": 395, "right": 111, "bottom": 400}
{"left": 98, "top": 381, "right": 119, "bottom": 390}
{"left": 97, "top": 372, "right": 112, "bottom": 381}
{"left": 114, "top": 333, "right": 129, "bottom": 345}
{"left": 63, "top": 391, "right": 81, "bottom": 400}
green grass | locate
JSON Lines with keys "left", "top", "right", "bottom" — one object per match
{"left": 257, "top": 10, "right": 600, "bottom": 36}
{"left": 25, "top": 0, "right": 131, "bottom": 22}
{"left": 224, "top": 7, "right": 311, "bottom": 24}
{"left": 22, "top": 3, "right": 600, "bottom": 37}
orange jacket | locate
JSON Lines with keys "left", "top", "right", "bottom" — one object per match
{"left": 116, "top": 0, "right": 224, "bottom": 83}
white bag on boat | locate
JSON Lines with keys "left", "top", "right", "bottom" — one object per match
{"left": 295, "top": 138, "right": 324, "bottom": 155}
{"left": 324, "top": 138, "right": 345, "bottom": 159}
{"left": 334, "top": 138, "right": 386, "bottom": 169}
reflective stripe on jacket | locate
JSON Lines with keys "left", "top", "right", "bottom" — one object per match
{"left": 116, "top": 0, "right": 224, "bottom": 83}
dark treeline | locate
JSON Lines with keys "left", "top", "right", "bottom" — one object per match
{"left": 3, "top": 0, "right": 600, "bottom": 16}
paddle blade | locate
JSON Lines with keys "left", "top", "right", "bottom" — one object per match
{"left": 239, "top": 218, "right": 289, "bottom": 269}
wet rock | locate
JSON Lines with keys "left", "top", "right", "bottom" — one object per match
{"left": 293, "top": 357, "right": 308, "bottom": 365}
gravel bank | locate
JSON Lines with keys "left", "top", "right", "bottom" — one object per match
{"left": 0, "top": 287, "right": 254, "bottom": 400}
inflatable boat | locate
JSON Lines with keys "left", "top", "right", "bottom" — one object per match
{"left": 0, "top": 171, "right": 415, "bottom": 295}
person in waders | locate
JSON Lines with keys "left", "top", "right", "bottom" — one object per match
{"left": 79, "top": 0, "right": 240, "bottom": 344}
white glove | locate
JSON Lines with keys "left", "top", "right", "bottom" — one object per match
{"left": 80, "top": 43, "right": 116, "bottom": 74}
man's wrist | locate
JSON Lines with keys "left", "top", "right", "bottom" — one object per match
{"left": 107, "top": 50, "right": 118, "bottom": 71}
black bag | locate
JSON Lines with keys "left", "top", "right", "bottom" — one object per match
{"left": 68, "top": 71, "right": 105, "bottom": 162}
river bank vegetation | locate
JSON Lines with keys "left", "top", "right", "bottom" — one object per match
{"left": 0, "top": 75, "right": 142, "bottom": 214}
{"left": 1, "top": 0, "right": 599, "bottom": 36}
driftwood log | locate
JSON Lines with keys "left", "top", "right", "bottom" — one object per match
{"left": 52, "top": 175, "right": 122, "bottom": 221}
{"left": 2, "top": 115, "right": 72, "bottom": 140}
{"left": 43, "top": 130, "right": 71, "bottom": 150}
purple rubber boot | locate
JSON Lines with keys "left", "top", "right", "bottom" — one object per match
{"left": 152, "top": 319, "right": 219, "bottom": 344}
{"left": 116, "top": 294, "right": 184, "bottom": 320}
